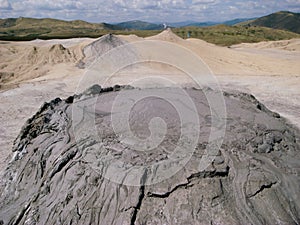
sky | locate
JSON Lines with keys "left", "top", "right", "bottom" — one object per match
{"left": 0, "top": 0, "right": 299, "bottom": 23}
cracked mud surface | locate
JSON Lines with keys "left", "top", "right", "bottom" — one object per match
{"left": 0, "top": 86, "right": 299, "bottom": 225}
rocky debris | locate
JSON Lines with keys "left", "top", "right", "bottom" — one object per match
{"left": 0, "top": 86, "right": 299, "bottom": 225}
{"left": 82, "top": 84, "right": 102, "bottom": 96}
{"left": 0, "top": 72, "right": 14, "bottom": 83}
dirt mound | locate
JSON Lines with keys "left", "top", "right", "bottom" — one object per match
{"left": 23, "top": 44, "right": 75, "bottom": 65}
{"left": 147, "top": 28, "right": 183, "bottom": 42}
{"left": 0, "top": 86, "right": 299, "bottom": 225}
{"left": 79, "top": 34, "right": 128, "bottom": 68}
{"left": 0, "top": 43, "right": 77, "bottom": 85}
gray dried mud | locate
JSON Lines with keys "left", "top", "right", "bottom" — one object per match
{"left": 78, "top": 34, "right": 129, "bottom": 68}
{"left": 0, "top": 86, "right": 299, "bottom": 225}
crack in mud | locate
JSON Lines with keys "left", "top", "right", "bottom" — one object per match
{"left": 0, "top": 86, "right": 299, "bottom": 225}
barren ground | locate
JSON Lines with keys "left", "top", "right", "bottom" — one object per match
{"left": 0, "top": 31, "right": 299, "bottom": 173}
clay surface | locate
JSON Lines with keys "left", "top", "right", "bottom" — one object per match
{"left": 0, "top": 86, "right": 299, "bottom": 225}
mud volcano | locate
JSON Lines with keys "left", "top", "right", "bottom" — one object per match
{"left": 0, "top": 85, "right": 299, "bottom": 225}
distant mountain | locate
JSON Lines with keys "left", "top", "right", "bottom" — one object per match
{"left": 185, "top": 22, "right": 218, "bottom": 27}
{"left": 222, "top": 18, "right": 256, "bottom": 26}
{"left": 245, "top": 11, "right": 300, "bottom": 34}
{"left": 167, "top": 18, "right": 253, "bottom": 28}
{"left": 167, "top": 21, "right": 197, "bottom": 27}
{"left": 116, "top": 20, "right": 164, "bottom": 30}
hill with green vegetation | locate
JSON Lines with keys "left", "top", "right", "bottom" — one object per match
{"left": 242, "top": 11, "right": 300, "bottom": 34}
{"left": 173, "top": 24, "right": 300, "bottom": 46}
{"left": 0, "top": 17, "right": 122, "bottom": 40}
{"left": 0, "top": 16, "right": 299, "bottom": 46}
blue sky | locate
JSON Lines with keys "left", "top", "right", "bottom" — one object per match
{"left": 0, "top": 0, "right": 299, "bottom": 23}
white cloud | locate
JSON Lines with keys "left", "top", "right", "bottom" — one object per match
{"left": 192, "top": 0, "right": 218, "bottom": 4}
{"left": 1, "top": 0, "right": 299, "bottom": 23}
{"left": 286, "top": 0, "right": 300, "bottom": 3}
{"left": 0, "top": 0, "right": 12, "bottom": 10}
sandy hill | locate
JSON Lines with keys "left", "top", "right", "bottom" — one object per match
{"left": 79, "top": 34, "right": 128, "bottom": 68}
{"left": 0, "top": 42, "right": 79, "bottom": 84}
{"left": 232, "top": 38, "right": 300, "bottom": 52}
{"left": 142, "top": 29, "right": 300, "bottom": 77}
{"left": 1, "top": 29, "right": 300, "bottom": 88}
{"left": 147, "top": 28, "right": 184, "bottom": 42}
{"left": 183, "top": 37, "right": 300, "bottom": 76}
